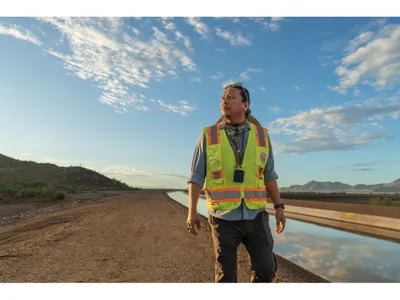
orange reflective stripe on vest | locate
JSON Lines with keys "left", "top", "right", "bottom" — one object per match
{"left": 207, "top": 124, "right": 221, "bottom": 145}
{"left": 254, "top": 124, "right": 267, "bottom": 147}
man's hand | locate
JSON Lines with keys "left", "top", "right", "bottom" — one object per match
{"left": 187, "top": 210, "right": 202, "bottom": 235}
{"left": 275, "top": 208, "right": 286, "bottom": 234}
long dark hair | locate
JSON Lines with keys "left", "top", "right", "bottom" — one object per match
{"left": 224, "top": 82, "right": 252, "bottom": 118}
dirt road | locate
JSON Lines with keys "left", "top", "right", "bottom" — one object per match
{"left": 0, "top": 191, "right": 326, "bottom": 283}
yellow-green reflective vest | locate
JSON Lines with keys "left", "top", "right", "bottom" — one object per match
{"left": 203, "top": 122, "right": 270, "bottom": 210}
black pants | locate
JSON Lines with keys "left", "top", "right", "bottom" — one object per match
{"left": 208, "top": 210, "right": 277, "bottom": 283}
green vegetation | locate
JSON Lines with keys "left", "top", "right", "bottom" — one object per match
{"left": 370, "top": 196, "right": 400, "bottom": 207}
{"left": 0, "top": 181, "right": 66, "bottom": 200}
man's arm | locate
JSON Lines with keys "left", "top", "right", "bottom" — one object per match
{"left": 263, "top": 135, "right": 283, "bottom": 206}
{"left": 265, "top": 179, "right": 282, "bottom": 206}
{"left": 188, "top": 183, "right": 203, "bottom": 213}
{"left": 187, "top": 131, "right": 206, "bottom": 216}
{"left": 263, "top": 134, "right": 285, "bottom": 234}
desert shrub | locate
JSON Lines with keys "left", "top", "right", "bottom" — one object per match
{"left": 67, "top": 188, "right": 77, "bottom": 194}
{"left": 23, "top": 188, "right": 42, "bottom": 197}
{"left": 40, "top": 187, "right": 56, "bottom": 198}
{"left": 52, "top": 191, "right": 66, "bottom": 200}
{"left": 370, "top": 196, "right": 400, "bottom": 206}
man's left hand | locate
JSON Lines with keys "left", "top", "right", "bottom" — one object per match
{"left": 275, "top": 208, "right": 286, "bottom": 234}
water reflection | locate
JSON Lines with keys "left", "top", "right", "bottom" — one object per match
{"left": 168, "top": 192, "right": 400, "bottom": 283}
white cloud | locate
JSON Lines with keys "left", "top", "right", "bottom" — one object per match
{"left": 328, "top": 85, "right": 347, "bottom": 95}
{"left": 210, "top": 72, "right": 224, "bottom": 80}
{"left": 216, "top": 48, "right": 226, "bottom": 53}
{"left": 260, "top": 87, "right": 266, "bottom": 91}
{"left": 160, "top": 17, "right": 176, "bottom": 31}
{"left": 221, "top": 79, "right": 236, "bottom": 88}
{"left": 175, "top": 30, "right": 192, "bottom": 52}
{"left": 269, "top": 95, "right": 400, "bottom": 154}
{"left": 354, "top": 89, "right": 361, "bottom": 96}
{"left": 0, "top": 23, "right": 42, "bottom": 46}
{"left": 268, "top": 106, "right": 281, "bottom": 114}
{"left": 352, "top": 161, "right": 375, "bottom": 167}
{"left": 268, "top": 17, "right": 285, "bottom": 32}
{"left": 131, "top": 28, "right": 140, "bottom": 36}
{"left": 20, "top": 17, "right": 197, "bottom": 114}
{"left": 250, "top": 17, "right": 269, "bottom": 29}
{"left": 185, "top": 17, "right": 208, "bottom": 38}
{"left": 189, "top": 77, "right": 201, "bottom": 82}
{"left": 102, "top": 165, "right": 187, "bottom": 189}
{"left": 271, "top": 17, "right": 284, "bottom": 22}
{"left": 151, "top": 99, "right": 197, "bottom": 116}
{"left": 275, "top": 232, "right": 398, "bottom": 283}
{"left": 240, "top": 68, "right": 263, "bottom": 81}
{"left": 103, "top": 165, "right": 156, "bottom": 178}
{"left": 330, "top": 24, "right": 400, "bottom": 93}
{"left": 345, "top": 31, "right": 374, "bottom": 53}
{"left": 248, "top": 17, "right": 284, "bottom": 32}
{"left": 293, "top": 85, "right": 304, "bottom": 91}
{"left": 20, "top": 152, "right": 33, "bottom": 157}
{"left": 215, "top": 28, "right": 251, "bottom": 46}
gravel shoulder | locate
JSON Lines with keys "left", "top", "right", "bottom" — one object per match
{"left": 0, "top": 190, "right": 327, "bottom": 283}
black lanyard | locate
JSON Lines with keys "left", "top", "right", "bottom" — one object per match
{"left": 226, "top": 131, "right": 245, "bottom": 168}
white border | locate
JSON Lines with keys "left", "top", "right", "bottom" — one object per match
{"left": 0, "top": 0, "right": 397, "bottom": 16}
{"left": 0, "top": 282, "right": 397, "bottom": 299}
{"left": 1, "top": 0, "right": 399, "bottom": 297}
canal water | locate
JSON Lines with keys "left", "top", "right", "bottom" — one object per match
{"left": 167, "top": 191, "right": 400, "bottom": 283}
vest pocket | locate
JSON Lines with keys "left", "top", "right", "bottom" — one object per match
{"left": 211, "top": 178, "right": 224, "bottom": 185}
{"left": 207, "top": 145, "right": 222, "bottom": 172}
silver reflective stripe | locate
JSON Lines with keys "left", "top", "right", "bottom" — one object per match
{"left": 212, "top": 171, "right": 222, "bottom": 179}
{"left": 206, "top": 190, "right": 241, "bottom": 200}
{"left": 210, "top": 125, "right": 219, "bottom": 145}
{"left": 256, "top": 125, "right": 266, "bottom": 147}
{"left": 244, "top": 190, "right": 267, "bottom": 199}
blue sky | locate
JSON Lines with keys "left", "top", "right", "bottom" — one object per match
{"left": 1, "top": 17, "right": 399, "bottom": 189}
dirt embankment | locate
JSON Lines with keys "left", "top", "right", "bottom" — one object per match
{"left": 0, "top": 191, "right": 326, "bottom": 283}
{"left": 281, "top": 198, "right": 400, "bottom": 219}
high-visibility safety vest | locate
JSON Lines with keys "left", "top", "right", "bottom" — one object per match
{"left": 203, "top": 122, "right": 270, "bottom": 211}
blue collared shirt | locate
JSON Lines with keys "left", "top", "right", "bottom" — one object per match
{"left": 187, "top": 121, "right": 278, "bottom": 221}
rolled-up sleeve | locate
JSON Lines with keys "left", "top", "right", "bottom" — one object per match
{"left": 264, "top": 135, "right": 279, "bottom": 184}
{"left": 187, "top": 131, "right": 206, "bottom": 188}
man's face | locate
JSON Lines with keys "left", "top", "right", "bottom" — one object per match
{"left": 221, "top": 87, "right": 248, "bottom": 118}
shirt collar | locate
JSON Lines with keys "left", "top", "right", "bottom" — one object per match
{"left": 219, "top": 120, "right": 251, "bottom": 131}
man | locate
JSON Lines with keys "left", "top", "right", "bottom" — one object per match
{"left": 186, "top": 82, "right": 286, "bottom": 283}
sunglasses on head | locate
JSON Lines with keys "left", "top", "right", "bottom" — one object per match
{"left": 224, "top": 82, "right": 250, "bottom": 102}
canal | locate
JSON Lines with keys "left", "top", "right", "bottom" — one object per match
{"left": 167, "top": 191, "right": 400, "bottom": 283}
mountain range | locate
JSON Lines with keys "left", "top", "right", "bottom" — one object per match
{"left": 1, "top": 152, "right": 399, "bottom": 193}
{"left": 281, "top": 179, "right": 400, "bottom": 193}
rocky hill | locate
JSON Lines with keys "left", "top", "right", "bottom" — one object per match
{"left": 0, "top": 153, "right": 134, "bottom": 191}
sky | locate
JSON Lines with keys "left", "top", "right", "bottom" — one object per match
{"left": 1, "top": 16, "right": 400, "bottom": 189}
